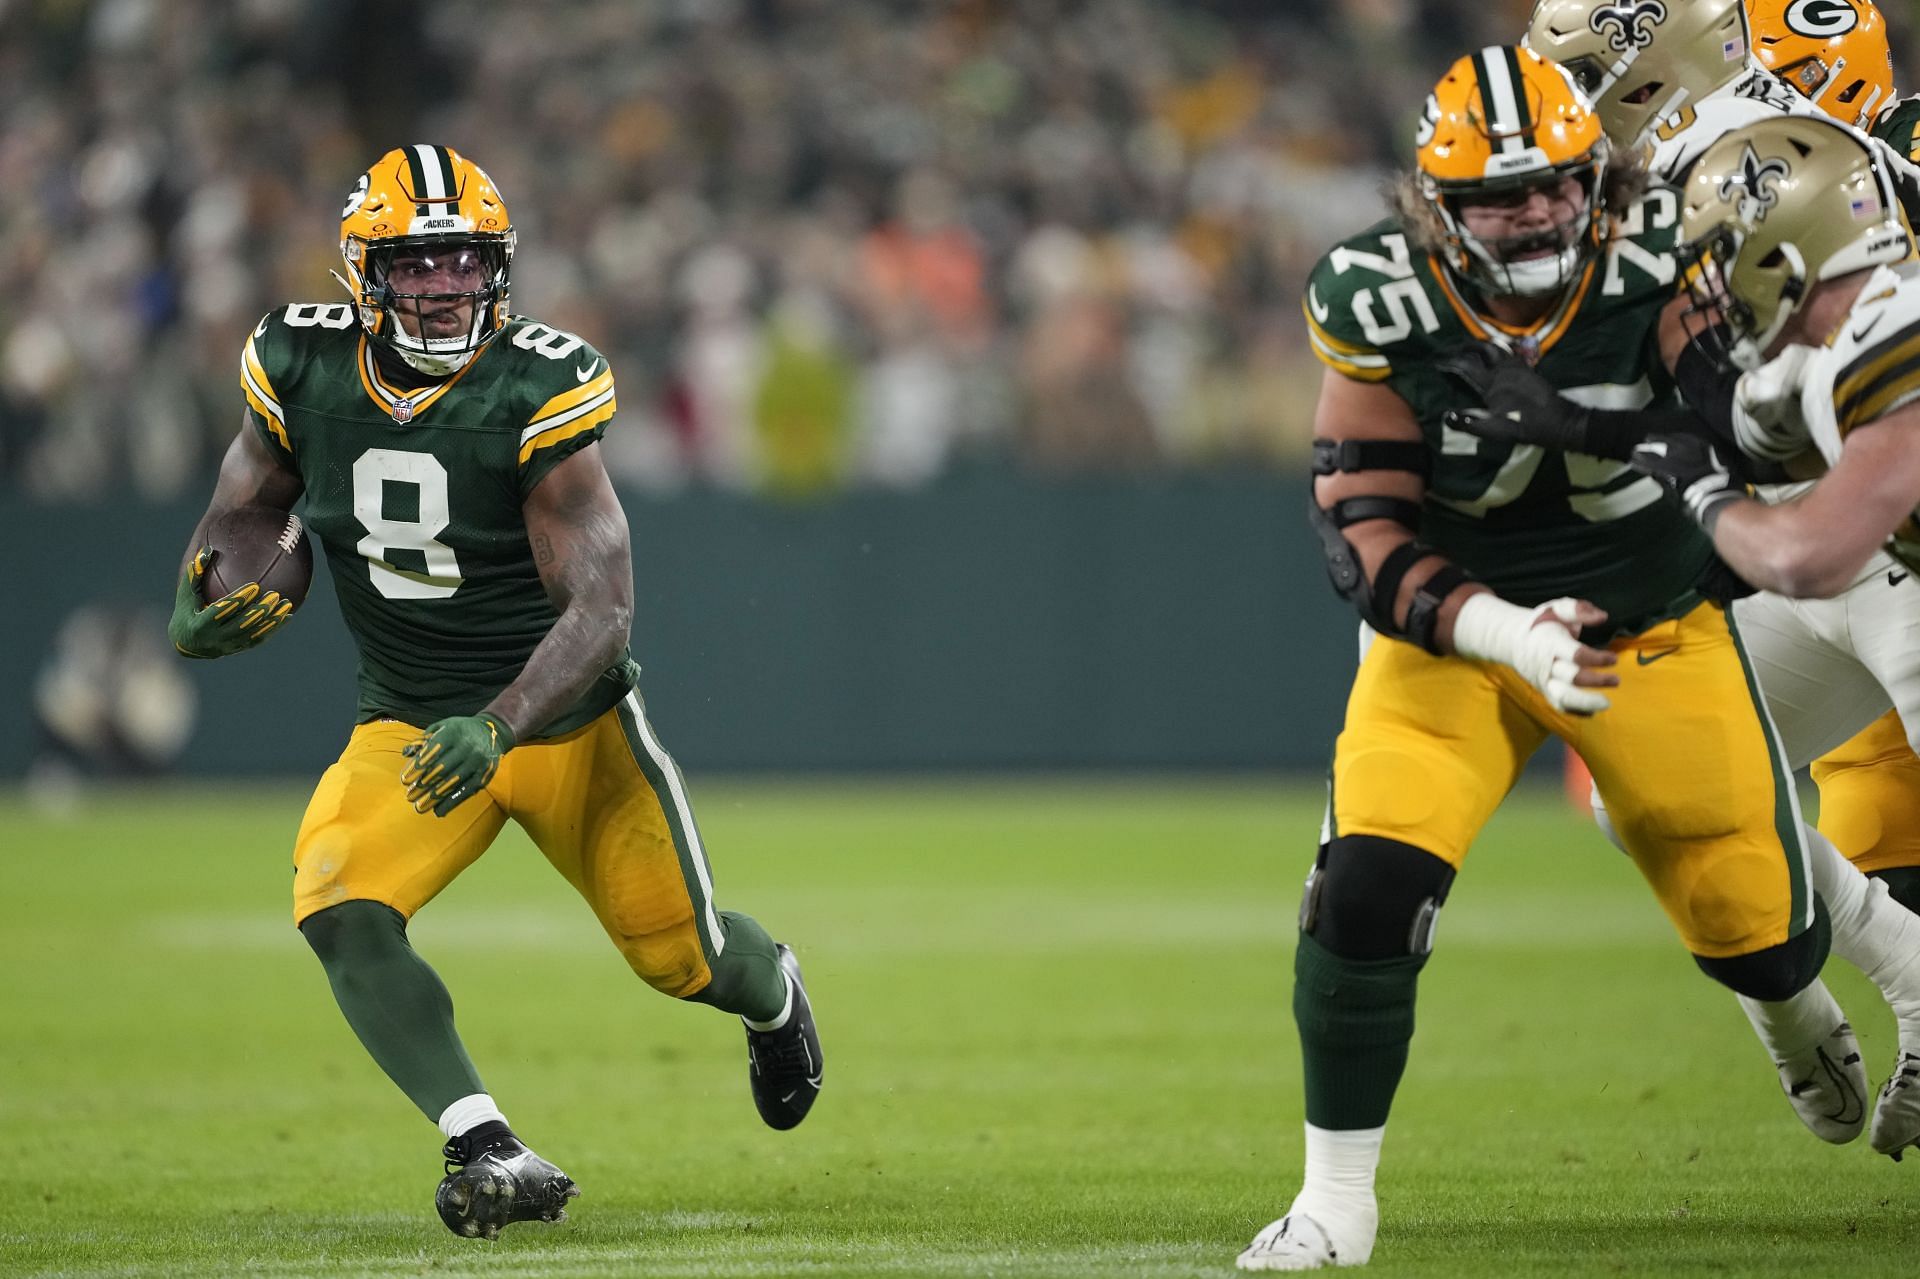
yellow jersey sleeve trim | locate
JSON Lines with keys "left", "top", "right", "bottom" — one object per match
{"left": 240, "top": 334, "right": 291, "bottom": 452}
{"left": 529, "top": 369, "right": 617, "bottom": 425}
{"left": 1302, "top": 304, "right": 1380, "bottom": 358}
{"left": 517, "top": 395, "right": 617, "bottom": 465}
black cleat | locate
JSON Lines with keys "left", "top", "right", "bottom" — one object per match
{"left": 434, "top": 1125, "right": 579, "bottom": 1240}
{"left": 745, "top": 944, "right": 823, "bottom": 1131}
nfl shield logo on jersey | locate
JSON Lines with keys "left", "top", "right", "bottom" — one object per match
{"left": 391, "top": 397, "right": 415, "bottom": 423}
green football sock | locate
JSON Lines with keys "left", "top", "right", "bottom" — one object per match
{"left": 299, "top": 900, "right": 484, "bottom": 1121}
{"left": 684, "top": 909, "right": 787, "bottom": 1023}
{"left": 1294, "top": 931, "right": 1427, "bottom": 1130}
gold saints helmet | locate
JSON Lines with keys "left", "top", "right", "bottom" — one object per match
{"left": 1416, "top": 45, "right": 1614, "bottom": 297}
{"left": 1527, "top": 0, "right": 1751, "bottom": 151}
{"left": 1676, "top": 115, "right": 1910, "bottom": 367}
{"left": 1749, "top": 0, "right": 1895, "bottom": 131}
{"left": 336, "top": 144, "right": 515, "bottom": 376}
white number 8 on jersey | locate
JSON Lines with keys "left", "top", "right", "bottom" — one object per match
{"left": 351, "top": 448, "right": 464, "bottom": 599}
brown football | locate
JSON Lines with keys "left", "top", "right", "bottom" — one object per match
{"left": 199, "top": 505, "right": 314, "bottom": 609}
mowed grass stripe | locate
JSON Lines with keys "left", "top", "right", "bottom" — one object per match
{"left": 3, "top": 781, "right": 1917, "bottom": 1277}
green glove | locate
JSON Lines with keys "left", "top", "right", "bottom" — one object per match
{"left": 169, "top": 547, "right": 293, "bottom": 659}
{"left": 401, "top": 712, "right": 516, "bottom": 817}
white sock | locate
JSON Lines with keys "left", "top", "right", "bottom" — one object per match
{"left": 1737, "top": 978, "right": 1844, "bottom": 1062}
{"left": 437, "top": 1093, "right": 509, "bottom": 1139}
{"left": 1290, "top": 1122, "right": 1384, "bottom": 1220}
{"left": 1809, "top": 825, "right": 1920, "bottom": 1030}
{"left": 743, "top": 971, "right": 795, "bottom": 1033}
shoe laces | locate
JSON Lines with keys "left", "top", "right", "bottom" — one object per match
{"left": 753, "top": 1023, "right": 814, "bottom": 1075}
{"left": 442, "top": 1130, "right": 521, "bottom": 1174}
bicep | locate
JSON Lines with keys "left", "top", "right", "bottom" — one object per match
{"left": 1804, "top": 410, "right": 1920, "bottom": 548}
{"left": 522, "top": 442, "right": 633, "bottom": 612}
{"left": 212, "top": 417, "right": 303, "bottom": 511}
{"left": 182, "top": 417, "right": 302, "bottom": 569}
{"left": 1311, "top": 369, "right": 1424, "bottom": 510}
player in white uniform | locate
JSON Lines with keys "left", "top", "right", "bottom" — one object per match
{"left": 1746, "top": 0, "right": 1920, "bottom": 927}
{"left": 1628, "top": 113, "right": 1920, "bottom": 1152}
{"left": 1441, "top": 0, "right": 1920, "bottom": 1158}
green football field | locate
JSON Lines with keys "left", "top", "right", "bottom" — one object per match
{"left": 5, "top": 779, "right": 1918, "bottom": 1278}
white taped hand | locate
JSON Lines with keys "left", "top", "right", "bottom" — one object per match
{"left": 1732, "top": 346, "right": 1817, "bottom": 462}
{"left": 1450, "top": 594, "right": 1613, "bottom": 716}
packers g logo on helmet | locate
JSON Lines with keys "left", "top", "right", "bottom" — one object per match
{"left": 1416, "top": 46, "right": 1613, "bottom": 298}
{"left": 334, "top": 145, "right": 517, "bottom": 378}
{"left": 1749, "top": 0, "right": 1894, "bottom": 130}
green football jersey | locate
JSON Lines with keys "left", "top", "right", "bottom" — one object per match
{"left": 1873, "top": 95, "right": 1920, "bottom": 165}
{"left": 241, "top": 303, "right": 637, "bottom": 736}
{"left": 1302, "top": 189, "right": 1714, "bottom": 635}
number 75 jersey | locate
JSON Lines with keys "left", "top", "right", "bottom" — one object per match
{"left": 239, "top": 302, "right": 637, "bottom": 736}
{"left": 1301, "top": 190, "right": 1714, "bottom": 636}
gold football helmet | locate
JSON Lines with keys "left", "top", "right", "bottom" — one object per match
{"left": 1527, "top": 0, "right": 1751, "bottom": 151}
{"left": 1417, "top": 46, "right": 1613, "bottom": 297}
{"left": 336, "top": 145, "right": 515, "bottom": 376}
{"left": 1677, "top": 115, "right": 1909, "bottom": 367}
{"left": 1749, "top": 0, "right": 1895, "bottom": 131}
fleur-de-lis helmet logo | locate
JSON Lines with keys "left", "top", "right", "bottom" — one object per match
{"left": 1717, "top": 144, "right": 1791, "bottom": 223}
{"left": 1588, "top": 0, "right": 1669, "bottom": 52}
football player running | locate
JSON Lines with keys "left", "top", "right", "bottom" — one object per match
{"left": 1240, "top": 47, "right": 1839, "bottom": 1271}
{"left": 1443, "top": 0, "right": 1920, "bottom": 1160}
{"left": 167, "top": 146, "right": 824, "bottom": 1239}
{"left": 1625, "top": 115, "right": 1920, "bottom": 1156}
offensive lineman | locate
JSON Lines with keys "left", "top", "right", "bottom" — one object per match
{"left": 1240, "top": 47, "right": 1835, "bottom": 1271}
{"left": 166, "top": 146, "right": 825, "bottom": 1238}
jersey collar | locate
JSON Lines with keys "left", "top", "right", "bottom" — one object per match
{"left": 1429, "top": 253, "right": 1599, "bottom": 364}
{"left": 356, "top": 336, "right": 489, "bottom": 422}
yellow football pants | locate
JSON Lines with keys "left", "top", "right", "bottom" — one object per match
{"left": 1812, "top": 708, "right": 1920, "bottom": 876}
{"left": 1331, "top": 602, "right": 1811, "bottom": 958}
{"left": 291, "top": 692, "right": 723, "bottom": 998}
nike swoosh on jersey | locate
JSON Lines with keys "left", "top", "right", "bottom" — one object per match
{"left": 1635, "top": 646, "right": 1681, "bottom": 665}
{"left": 1852, "top": 315, "right": 1884, "bottom": 345}
{"left": 1308, "top": 286, "right": 1329, "bottom": 324}
{"left": 1891, "top": 570, "right": 1910, "bottom": 588}
{"left": 255, "top": 317, "right": 269, "bottom": 337}
{"left": 576, "top": 359, "right": 600, "bottom": 382}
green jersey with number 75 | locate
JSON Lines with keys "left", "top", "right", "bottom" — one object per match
{"left": 1301, "top": 186, "right": 1716, "bottom": 635}
{"left": 240, "top": 301, "right": 637, "bottom": 735}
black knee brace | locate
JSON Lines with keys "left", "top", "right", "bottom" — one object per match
{"left": 1693, "top": 895, "right": 1832, "bottom": 1001}
{"left": 1300, "top": 834, "right": 1457, "bottom": 961}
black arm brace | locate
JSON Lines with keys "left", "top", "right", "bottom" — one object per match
{"left": 1308, "top": 438, "right": 1472, "bottom": 655}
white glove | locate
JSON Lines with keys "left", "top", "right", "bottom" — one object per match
{"left": 1450, "top": 594, "right": 1613, "bottom": 716}
{"left": 1732, "top": 346, "right": 1816, "bottom": 461}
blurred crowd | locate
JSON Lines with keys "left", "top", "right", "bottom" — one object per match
{"left": 4, "top": 0, "right": 1608, "bottom": 500}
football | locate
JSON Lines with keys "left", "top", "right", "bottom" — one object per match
{"left": 199, "top": 505, "right": 314, "bottom": 610}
